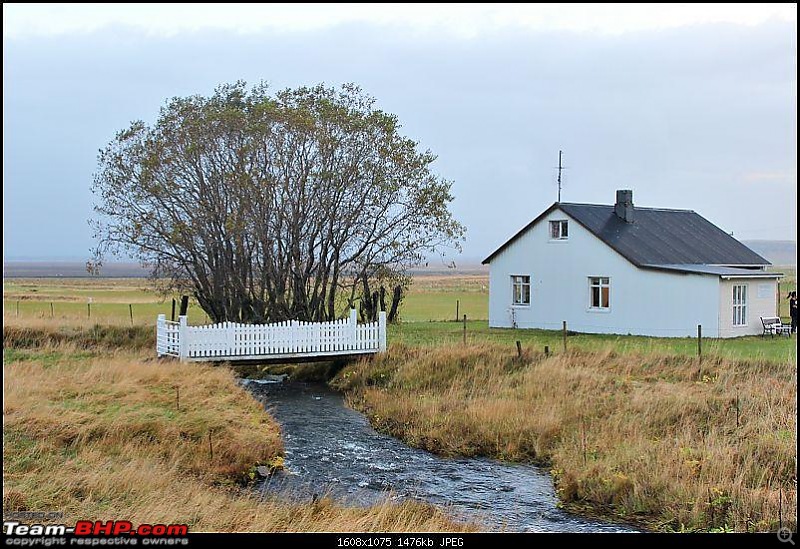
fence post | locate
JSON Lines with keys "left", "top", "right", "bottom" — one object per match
{"left": 350, "top": 308, "right": 358, "bottom": 349}
{"left": 697, "top": 324, "right": 702, "bottom": 361}
{"left": 562, "top": 321, "right": 567, "bottom": 352}
{"left": 378, "top": 310, "right": 387, "bottom": 352}
{"left": 178, "top": 315, "right": 188, "bottom": 362}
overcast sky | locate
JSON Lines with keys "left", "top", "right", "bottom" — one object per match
{"left": 3, "top": 4, "right": 797, "bottom": 262}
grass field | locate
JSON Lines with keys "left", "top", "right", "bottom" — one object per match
{"left": 4, "top": 268, "right": 795, "bottom": 327}
{"left": 391, "top": 321, "right": 796, "bottom": 363}
{"left": 2, "top": 275, "right": 490, "bottom": 324}
{"left": 3, "top": 278, "right": 210, "bottom": 325}
{"left": 3, "top": 273, "right": 796, "bottom": 532}
{"left": 2, "top": 339, "right": 469, "bottom": 532}
{"left": 5, "top": 272, "right": 795, "bottom": 363}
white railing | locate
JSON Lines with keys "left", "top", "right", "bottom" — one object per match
{"left": 156, "top": 309, "right": 387, "bottom": 362}
{"left": 156, "top": 315, "right": 181, "bottom": 357}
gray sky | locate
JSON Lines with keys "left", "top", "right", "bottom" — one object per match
{"left": 3, "top": 4, "right": 797, "bottom": 263}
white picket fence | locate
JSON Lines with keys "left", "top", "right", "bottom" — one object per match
{"left": 156, "top": 309, "right": 386, "bottom": 362}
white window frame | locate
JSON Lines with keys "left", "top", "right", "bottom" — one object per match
{"left": 732, "top": 283, "right": 747, "bottom": 327}
{"left": 549, "top": 220, "right": 569, "bottom": 241}
{"left": 511, "top": 274, "right": 531, "bottom": 307}
{"left": 588, "top": 276, "right": 611, "bottom": 312}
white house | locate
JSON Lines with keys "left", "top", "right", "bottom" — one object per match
{"left": 482, "top": 190, "right": 781, "bottom": 338}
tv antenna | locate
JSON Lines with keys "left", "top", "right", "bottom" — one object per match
{"left": 556, "top": 150, "right": 564, "bottom": 203}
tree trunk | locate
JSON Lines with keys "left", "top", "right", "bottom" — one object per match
{"left": 388, "top": 285, "right": 403, "bottom": 323}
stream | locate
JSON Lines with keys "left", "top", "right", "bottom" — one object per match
{"left": 244, "top": 380, "right": 633, "bottom": 532}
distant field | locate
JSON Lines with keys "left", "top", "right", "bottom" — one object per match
{"left": 5, "top": 268, "right": 794, "bottom": 323}
{"left": 403, "top": 274, "right": 488, "bottom": 322}
{"left": 3, "top": 272, "right": 796, "bottom": 363}
{"left": 2, "top": 275, "right": 491, "bottom": 325}
{"left": 3, "top": 279, "right": 210, "bottom": 325}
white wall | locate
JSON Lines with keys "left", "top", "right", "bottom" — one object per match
{"left": 718, "top": 278, "right": 779, "bottom": 338}
{"left": 487, "top": 208, "right": 721, "bottom": 337}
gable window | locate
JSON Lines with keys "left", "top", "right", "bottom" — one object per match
{"left": 549, "top": 220, "right": 569, "bottom": 240}
{"left": 511, "top": 275, "right": 531, "bottom": 306}
{"left": 589, "top": 277, "right": 610, "bottom": 309}
{"left": 732, "top": 284, "right": 747, "bottom": 326}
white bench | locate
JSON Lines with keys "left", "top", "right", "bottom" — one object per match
{"left": 760, "top": 316, "right": 791, "bottom": 337}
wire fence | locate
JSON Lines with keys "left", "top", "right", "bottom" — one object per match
{"left": 3, "top": 300, "right": 209, "bottom": 325}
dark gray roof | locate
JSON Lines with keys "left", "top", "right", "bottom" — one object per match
{"left": 644, "top": 264, "right": 781, "bottom": 277}
{"left": 482, "top": 202, "right": 771, "bottom": 267}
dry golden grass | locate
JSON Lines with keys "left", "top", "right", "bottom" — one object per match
{"left": 3, "top": 343, "right": 469, "bottom": 532}
{"left": 333, "top": 344, "right": 797, "bottom": 532}
{"left": 4, "top": 322, "right": 154, "bottom": 351}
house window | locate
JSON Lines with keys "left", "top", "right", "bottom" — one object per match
{"left": 732, "top": 284, "right": 747, "bottom": 326}
{"left": 511, "top": 275, "right": 531, "bottom": 306}
{"left": 589, "top": 277, "right": 610, "bottom": 309}
{"left": 549, "top": 220, "right": 569, "bottom": 240}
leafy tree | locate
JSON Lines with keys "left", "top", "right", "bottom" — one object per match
{"left": 91, "top": 82, "right": 463, "bottom": 323}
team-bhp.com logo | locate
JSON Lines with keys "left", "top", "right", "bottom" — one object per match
{"left": 4, "top": 520, "right": 188, "bottom": 540}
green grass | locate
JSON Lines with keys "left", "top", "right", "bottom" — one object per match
{"left": 3, "top": 348, "right": 97, "bottom": 368}
{"left": 401, "top": 291, "right": 487, "bottom": 321}
{"left": 390, "top": 321, "right": 796, "bottom": 363}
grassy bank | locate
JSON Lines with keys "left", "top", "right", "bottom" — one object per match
{"left": 333, "top": 344, "right": 797, "bottom": 532}
{"left": 3, "top": 341, "right": 469, "bottom": 532}
{"left": 4, "top": 321, "right": 154, "bottom": 351}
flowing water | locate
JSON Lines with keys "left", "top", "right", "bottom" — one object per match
{"left": 245, "top": 380, "right": 633, "bottom": 532}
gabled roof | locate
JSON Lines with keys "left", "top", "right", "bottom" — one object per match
{"left": 482, "top": 202, "right": 771, "bottom": 268}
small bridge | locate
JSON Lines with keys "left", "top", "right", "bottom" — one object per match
{"left": 157, "top": 309, "right": 386, "bottom": 362}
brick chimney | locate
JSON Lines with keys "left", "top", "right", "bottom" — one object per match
{"left": 614, "top": 190, "right": 635, "bottom": 223}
